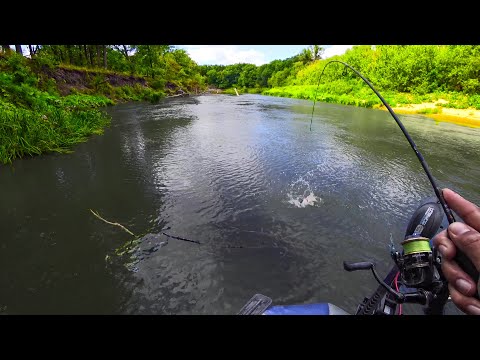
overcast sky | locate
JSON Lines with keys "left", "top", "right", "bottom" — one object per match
{"left": 176, "top": 45, "right": 354, "bottom": 66}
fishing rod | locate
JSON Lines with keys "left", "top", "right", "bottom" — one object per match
{"left": 240, "top": 60, "right": 479, "bottom": 315}
{"left": 308, "top": 60, "right": 480, "bottom": 313}
{"left": 311, "top": 60, "right": 455, "bottom": 222}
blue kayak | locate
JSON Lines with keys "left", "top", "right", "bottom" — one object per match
{"left": 238, "top": 293, "right": 350, "bottom": 315}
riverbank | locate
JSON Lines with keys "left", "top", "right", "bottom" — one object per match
{"left": 222, "top": 86, "right": 480, "bottom": 128}
{"left": 0, "top": 53, "right": 202, "bottom": 165}
{"left": 261, "top": 85, "right": 480, "bottom": 129}
{"left": 377, "top": 103, "right": 480, "bottom": 128}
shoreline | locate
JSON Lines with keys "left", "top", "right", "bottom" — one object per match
{"left": 376, "top": 103, "right": 480, "bottom": 129}
{"left": 259, "top": 85, "right": 480, "bottom": 130}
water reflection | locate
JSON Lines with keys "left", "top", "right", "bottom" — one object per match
{"left": 1, "top": 94, "right": 479, "bottom": 315}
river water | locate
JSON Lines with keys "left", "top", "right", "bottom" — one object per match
{"left": 1, "top": 94, "right": 479, "bottom": 314}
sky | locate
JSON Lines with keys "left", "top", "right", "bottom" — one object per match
{"left": 177, "top": 45, "right": 354, "bottom": 66}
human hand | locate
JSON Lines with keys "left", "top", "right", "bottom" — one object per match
{"left": 432, "top": 188, "right": 480, "bottom": 315}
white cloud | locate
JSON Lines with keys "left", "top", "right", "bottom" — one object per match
{"left": 181, "top": 45, "right": 267, "bottom": 66}
{"left": 180, "top": 45, "right": 354, "bottom": 66}
{"left": 323, "top": 45, "right": 354, "bottom": 59}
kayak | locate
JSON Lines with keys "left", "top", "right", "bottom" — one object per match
{"left": 238, "top": 196, "right": 456, "bottom": 316}
{"left": 263, "top": 302, "right": 350, "bottom": 315}
{"left": 238, "top": 61, "right": 479, "bottom": 316}
{"left": 238, "top": 293, "right": 350, "bottom": 315}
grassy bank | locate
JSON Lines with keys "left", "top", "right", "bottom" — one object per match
{"left": 261, "top": 83, "right": 480, "bottom": 128}
{"left": 0, "top": 53, "right": 168, "bottom": 165}
{"left": 187, "top": 84, "right": 480, "bottom": 129}
{"left": 0, "top": 96, "right": 112, "bottom": 164}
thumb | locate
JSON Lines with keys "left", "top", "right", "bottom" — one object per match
{"left": 448, "top": 222, "right": 480, "bottom": 272}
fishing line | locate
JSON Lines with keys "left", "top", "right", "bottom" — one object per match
{"left": 162, "top": 231, "right": 245, "bottom": 249}
{"left": 309, "top": 60, "right": 456, "bottom": 224}
{"left": 162, "top": 232, "right": 202, "bottom": 244}
{"left": 161, "top": 231, "right": 286, "bottom": 253}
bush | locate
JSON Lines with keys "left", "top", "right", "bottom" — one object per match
{"left": 467, "top": 94, "right": 480, "bottom": 110}
{"left": 149, "top": 78, "right": 166, "bottom": 90}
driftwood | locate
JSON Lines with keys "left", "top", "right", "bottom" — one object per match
{"left": 89, "top": 209, "right": 135, "bottom": 236}
{"left": 167, "top": 88, "right": 224, "bottom": 96}
{"left": 167, "top": 93, "right": 189, "bottom": 98}
{"left": 198, "top": 88, "right": 223, "bottom": 95}
{"left": 167, "top": 88, "right": 190, "bottom": 98}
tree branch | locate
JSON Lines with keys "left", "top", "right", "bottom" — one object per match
{"left": 89, "top": 209, "right": 136, "bottom": 236}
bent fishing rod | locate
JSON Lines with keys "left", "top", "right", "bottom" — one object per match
{"left": 310, "top": 60, "right": 479, "bottom": 308}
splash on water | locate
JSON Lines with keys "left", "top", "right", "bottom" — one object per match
{"left": 287, "top": 190, "right": 321, "bottom": 208}
{"left": 286, "top": 173, "right": 321, "bottom": 208}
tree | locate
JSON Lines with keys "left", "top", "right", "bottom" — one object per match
{"left": 28, "top": 45, "right": 39, "bottom": 57}
{"left": 300, "top": 45, "right": 324, "bottom": 64}
{"left": 112, "top": 45, "right": 137, "bottom": 74}
{"left": 135, "top": 45, "right": 171, "bottom": 78}
{"left": 1, "top": 45, "right": 12, "bottom": 53}
{"left": 310, "top": 45, "right": 324, "bottom": 61}
{"left": 103, "top": 45, "right": 107, "bottom": 69}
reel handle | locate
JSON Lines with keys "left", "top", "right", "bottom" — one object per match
{"left": 343, "top": 261, "right": 373, "bottom": 272}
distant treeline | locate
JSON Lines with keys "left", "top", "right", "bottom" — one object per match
{"left": 199, "top": 45, "right": 480, "bottom": 95}
{"left": 2, "top": 44, "right": 479, "bottom": 164}
{"left": 6, "top": 45, "right": 478, "bottom": 95}
{"left": 1, "top": 45, "right": 206, "bottom": 92}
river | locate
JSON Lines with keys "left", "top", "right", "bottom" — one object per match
{"left": 1, "top": 94, "right": 479, "bottom": 314}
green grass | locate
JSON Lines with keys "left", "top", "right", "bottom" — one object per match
{"left": 262, "top": 82, "right": 480, "bottom": 111}
{"left": 263, "top": 85, "right": 381, "bottom": 108}
{"left": 0, "top": 54, "right": 114, "bottom": 165}
{"left": 0, "top": 53, "right": 171, "bottom": 165}
{"left": 0, "top": 106, "right": 110, "bottom": 165}
{"left": 416, "top": 107, "right": 442, "bottom": 114}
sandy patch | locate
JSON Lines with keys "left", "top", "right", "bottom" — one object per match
{"left": 376, "top": 101, "right": 480, "bottom": 128}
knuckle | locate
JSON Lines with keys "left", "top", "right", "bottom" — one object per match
{"left": 433, "top": 231, "right": 449, "bottom": 246}
{"left": 460, "top": 231, "right": 480, "bottom": 248}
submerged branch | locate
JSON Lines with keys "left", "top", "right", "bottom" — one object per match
{"left": 162, "top": 232, "right": 202, "bottom": 244}
{"left": 89, "top": 209, "right": 136, "bottom": 236}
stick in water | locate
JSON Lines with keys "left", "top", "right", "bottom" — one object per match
{"left": 89, "top": 209, "right": 136, "bottom": 236}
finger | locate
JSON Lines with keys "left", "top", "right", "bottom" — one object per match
{"left": 447, "top": 222, "right": 480, "bottom": 271}
{"left": 448, "top": 283, "right": 480, "bottom": 315}
{"left": 432, "top": 229, "right": 457, "bottom": 260}
{"left": 443, "top": 188, "right": 480, "bottom": 232}
{"left": 441, "top": 258, "right": 477, "bottom": 296}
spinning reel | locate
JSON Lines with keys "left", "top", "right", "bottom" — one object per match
{"left": 344, "top": 197, "right": 449, "bottom": 314}
{"left": 391, "top": 198, "right": 445, "bottom": 291}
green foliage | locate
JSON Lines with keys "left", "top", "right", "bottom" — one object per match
{"left": 149, "top": 78, "right": 166, "bottom": 90}
{"left": 28, "top": 44, "right": 480, "bottom": 102}
{"left": 30, "top": 45, "right": 206, "bottom": 95}
{"left": 0, "top": 106, "right": 110, "bottom": 165}
{"left": 0, "top": 52, "right": 112, "bottom": 164}
{"left": 1, "top": 44, "right": 209, "bottom": 163}
{"left": 61, "top": 94, "right": 114, "bottom": 108}
{"left": 33, "top": 52, "right": 58, "bottom": 69}
{"left": 297, "top": 45, "right": 480, "bottom": 95}
{"left": 467, "top": 95, "right": 480, "bottom": 110}
{"left": 196, "top": 45, "right": 480, "bottom": 118}
{"left": 136, "top": 85, "right": 165, "bottom": 103}
{"left": 263, "top": 84, "right": 478, "bottom": 112}
{"left": 200, "top": 45, "right": 480, "bottom": 112}
{"left": 39, "top": 77, "right": 59, "bottom": 95}
{"left": 416, "top": 107, "right": 442, "bottom": 114}
{"left": 4, "top": 44, "right": 480, "bottom": 163}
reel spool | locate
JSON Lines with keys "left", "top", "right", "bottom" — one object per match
{"left": 396, "top": 235, "right": 434, "bottom": 287}
{"left": 392, "top": 197, "right": 445, "bottom": 289}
